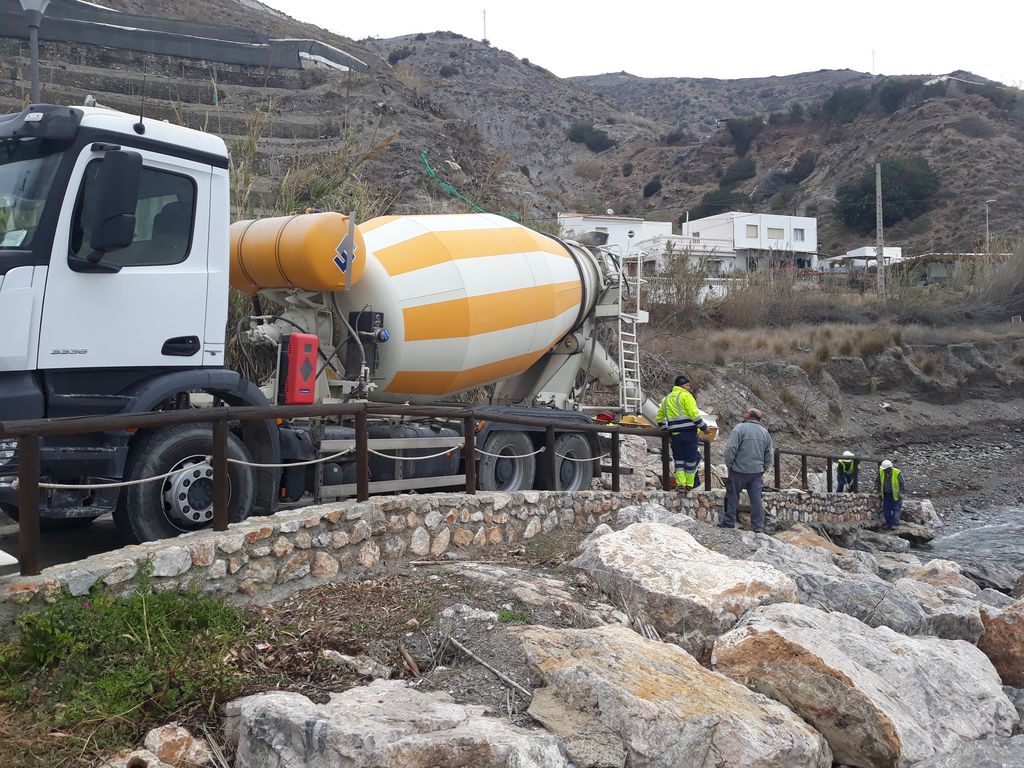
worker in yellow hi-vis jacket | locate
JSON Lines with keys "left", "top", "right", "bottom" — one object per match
{"left": 656, "top": 374, "right": 708, "bottom": 491}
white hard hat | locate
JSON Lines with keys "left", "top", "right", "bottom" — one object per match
{"left": 842, "top": 450, "right": 855, "bottom": 458}
{"left": 880, "top": 460, "right": 893, "bottom": 470}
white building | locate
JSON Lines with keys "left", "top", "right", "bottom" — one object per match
{"left": 638, "top": 212, "right": 818, "bottom": 275}
{"left": 557, "top": 212, "right": 672, "bottom": 257}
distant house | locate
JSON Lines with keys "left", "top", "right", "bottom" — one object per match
{"left": 637, "top": 212, "right": 818, "bottom": 275}
{"left": 557, "top": 213, "right": 672, "bottom": 260}
{"left": 823, "top": 246, "right": 904, "bottom": 273}
{"left": 899, "top": 252, "right": 1013, "bottom": 285}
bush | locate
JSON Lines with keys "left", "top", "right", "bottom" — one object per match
{"left": 521, "top": 57, "right": 530, "bottom": 65}
{"left": 414, "top": 32, "right": 427, "bottom": 41}
{"left": 439, "top": 64, "right": 460, "bottom": 77}
{"left": 566, "top": 122, "right": 616, "bottom": 153}
{"left": 621, "top": 162, "right": 633, "bottom": 177}
{"left": 720, "top": 157, "right": 757, "bottom": 186}
{"left": 726, "top": 116, "right": 764, "bottom": 156}
{"left": 685, "top": 189, "right": 749, "bottom": 221}
{"left": 642, "top": 175, "right": 663, "bottom": 198}
{"left": 387, "top": 47, "right": 414, "bottom": 66}
{"left": 835, "top": 156, "right": 940, "bottom": 232}
{"left": 785, "top": 151, "right": 817, "bottom": 185}
{"left": 953, "top": 116, "right": 996, "bottom": 138}
{"left": 876, "top": 78, "right": 920, "bottom": 113}
{"left": 768, "top": 111, "right": 786, "bottom": 125}
{"left": 519, "top": 164, "right": 530, "bottom": 178}
{"left": 965, "top": 83, "right": 1017, "bottom": 110}
{"left": 664, "top": 127, "right": 686, "bottom": 145}
{"left": 820, "top": 86, "right": 871, "bottom": 123}
{"left": 789, "top": 102, "right": 805, "bottom": 122}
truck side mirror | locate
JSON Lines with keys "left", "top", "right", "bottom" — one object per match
{"left": 87, "top": 150, "right": 142, "bottom": 260}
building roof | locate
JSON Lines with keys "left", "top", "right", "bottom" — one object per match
{"left": 558, "top": 212, "right": 645, "bottom": 223}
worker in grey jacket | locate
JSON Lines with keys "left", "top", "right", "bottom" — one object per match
{"left": 720, "top": 408, "right": 775, "bottom": 533}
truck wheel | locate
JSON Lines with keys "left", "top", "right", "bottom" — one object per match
{"left": 478, "top": 431, "right": 537, "bottom": 492}
{"left": 539, "top": 433, "right": 595, "bottom": 491}
{"left": 114, "top": 424, "right": 256, "bottom": 543}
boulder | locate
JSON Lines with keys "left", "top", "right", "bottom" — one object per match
{"left": 980, "top": 600, "right": 1024, "bottom": 687}
{"left": 517, "top": 624, "right": 832, "bottom": 768}
{"left": 101, "top": 750, "right": 174, "bottom": 768}
{"left": 614, "top": 502, "right": 673, "bottom": 528}
{"left": 1004, "top": 687, "right": 1024, "bottom": 735}
{"left": 890, "top": 521, "right": 936, "bottom": 544}
{"left": 142, "top": 724, "right": 213, "bottom": 767}
{"left": 581, "top": 523, "right": 613, "bottom": 550}
{"left": 872, "top": 551, "right": 923, "bottom": 580}
{"left": 713, "top": 603, "right": 1016, "bottom": 767}
{"left": 910, "top": 734, "right": 1024, "bottom": 767}
{"left": 981, "top": 589, "right": 1016, "bottom": 609}
{"left": 961, "top": 558, "right": 1024, "bottom": 593}
{"left": 774, "top": 524, "right": 877, "bottom": 575}
{"left": 905, "top": 559, "right": 981, "bottom": 595}
{"left": 571, "top": 523, "right": 797, "bottom": 658}
{"left": 225, "top": 682, "right": 568, "bottom": 768}
{"left": 901, "top": 498, "right": 943, "bottom": 528}
{"left": 748, "top": 535, "right": 925, "bottom": 636}
{"left": 824, "top": 356, "right": 872, "bottom": 394}
{"left": 837, "top": 528, "right": 911, "bottom": 554}
{"left": 893, "top": 577, "right": 984, "bottom": 642}
{"left": 320, "top": 649, "right": 392, "bottom": 679}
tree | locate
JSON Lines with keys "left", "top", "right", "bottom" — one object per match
{"left": 726, "top": 117, "right": 763, "bottom": 156}
{"left": 784, "top": 151, "right": 817, "bottom": 185}
{"left": 566, "top": 122, "right": 616, "bottom": 153}
{"left": 835, "top": 157, "right": 940, "bottom": 232}
{"left": 875, "top": 78, "right": 920, "bottom": 113}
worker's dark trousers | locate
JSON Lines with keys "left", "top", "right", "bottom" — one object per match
{"left": 882, "top": 496, "right": 903, "bottom": 527}
{"left": 722, "top": 471, "right": 766, "bottom": 531}
{"left": 837, "top": 473, "right": 855, "bottom": 493}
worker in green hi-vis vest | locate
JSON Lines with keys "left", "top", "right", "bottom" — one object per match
{"left": 836, "top": 450, "right": 857, "bottom": 493}
{"left": 875, "top": 459, "right": 906, "bottom": 530}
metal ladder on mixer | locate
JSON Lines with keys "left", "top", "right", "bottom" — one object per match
{"left": 617, "top": 242, "right": 646, "bottom": 415}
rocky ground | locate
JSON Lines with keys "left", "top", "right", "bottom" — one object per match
{"left": 103, "top": 503, "right": 1024, "bottom": 768}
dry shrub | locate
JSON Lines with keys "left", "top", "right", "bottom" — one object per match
{"left": 750, "top": 383, "right": 767, "bottom": 400}
{"left": 392, "top": 62, "right": 426, "bottom": 89}
{"left": 916, "top": 353, "right": 943, "bottom": 377}
{"left": 779, "top": 386, "right": 801, "bottom": 408}
{"left": 773, "top": 341, "right": 786, "bottom": 355}
{"left": 837, "top": 338, "right": 854, "bottom": 356}
{"left": 1014, "top": 351, "right": 1024, "bottom": 366}
{"left": 858, "top": 329, "right": 891, "bottom": 358}
{"left": 798, "top": 356, "right": 822, "bottom": 377}
{"left": 713, "top": 350, "right": 727, "bottom": 365}
{"left": 573, "top": 159, "right": 604, "bottom": 181}
{"left": 815, "top": 344, "right": 831, "bottom": 362}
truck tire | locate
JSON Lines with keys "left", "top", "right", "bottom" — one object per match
{"left": 114, "top": 424, "right": 256, "bottom": 544}
{"left": 538, "top": 433, "right": 595, "bottom": 492}
{"left": 477, "top": 431, "right": 537, "bottom": 492}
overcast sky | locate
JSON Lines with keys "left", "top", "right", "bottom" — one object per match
{"left": 260, "top": 0, "right": 1022, "bottom": 85}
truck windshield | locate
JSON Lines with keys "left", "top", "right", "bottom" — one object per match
{"left": 0, "top": 138, "right": 65, "bottom": 250}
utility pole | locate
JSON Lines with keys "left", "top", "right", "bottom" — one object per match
{"left": 482, "top": 9, "right": 487, "bottom": 42}
{"left": 985, "top": 199, "right": 996, "bottom": 252}
{"left": 875, "top": 162, "right": 886, "bottom": 300}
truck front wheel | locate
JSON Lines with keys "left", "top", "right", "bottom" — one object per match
{"left": 114, "top": 424, "right": 256, "bottom": 543}
{"left": 477, "top": 431, "right": 537, "bottom": 492}
{"left": 538, "top": 433, "right": 595, "bottom": 491}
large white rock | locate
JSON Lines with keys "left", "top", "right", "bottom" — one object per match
{"left": 517, "top": 624, "right": 832, "bottom": 768}
{"left": 893, "top": 577, "right": 984, "bottom": 642}
{"left": 225, "top": 681, "right": 568, "bottom": 767}
{"left": 713, "top": 602, "right": 1016, "bottom": 768}
{"left": 571, "top": 523, "right": 798, "bottom": 658}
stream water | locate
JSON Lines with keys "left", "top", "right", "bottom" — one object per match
{"left": 924, "top": 511, "right": 1024, "bottom": 584}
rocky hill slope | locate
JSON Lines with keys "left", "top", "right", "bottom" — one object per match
{"left": 1, "top": 0, "right": 1021, "bottom": 253}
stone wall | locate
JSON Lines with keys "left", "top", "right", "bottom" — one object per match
{"left": 0, "top": 489, "right": 880, "bottom": 625}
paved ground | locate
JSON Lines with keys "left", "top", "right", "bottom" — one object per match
{"left": 0, "top": 514, "right": 120, "bottom": 578}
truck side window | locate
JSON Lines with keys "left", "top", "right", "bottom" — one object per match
{"left": 70, "top": 161, "right": 197, "bottom": 266}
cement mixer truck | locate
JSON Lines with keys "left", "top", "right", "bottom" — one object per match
{"left": 0, "top": 103, "right": 679, "bottom": 542}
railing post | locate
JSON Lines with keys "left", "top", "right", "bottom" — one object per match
{"left": 610, "top": 430, "right": 621, "bottom": 493}
{"left": 462, "top": 416, "right": 476, "bottom": 495}
{"left": 355, "top": 408, "right": 369, "bottom": 502}
{"left": 545, "top": 426, "right": 557, "bottom": 491}
{"left": 703, "top": 440, "right": 712, "bottom": 490}
{"left": 773, "top": 449, "right": 781, "bottom": 490}
{"left": 661, "top": 433, "right": 672, "bottom": 491}
{"left": 212, "top": 415, "right": 229, "bottom": 532}
{"left": 853, "top": 459, "right": 860, "bottom": 493}
{"left": 800, "top": 454, "right": 808, "bottom": 490}
{"left": 826, "top": 457, "right": 833, "bottom": 493}
{"left": 18, "top": 434, "right": 41, "bottom": 577}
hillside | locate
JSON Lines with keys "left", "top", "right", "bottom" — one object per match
{"left": 571, "top": 69, "right": 878, "bottom": 137}
{"left": 0, "top": 0, "right": 1021, "bottom": 254}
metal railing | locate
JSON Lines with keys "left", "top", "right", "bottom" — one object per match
{"left": 773, "top": 448, "right": 885, "bottom": 493}
{"left": 0, "top": 401, "right": 879, "bottom": 577}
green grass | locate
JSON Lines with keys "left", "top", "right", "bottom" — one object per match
{"left": 0, "top": 564, "right": 257, "bottom": 765}
{"left": 497, "top": 609, "right": 533, "bottom": 624}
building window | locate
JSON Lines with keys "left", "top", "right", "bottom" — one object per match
{"left": 794, "top": 228, "right": 805, "bottom": 242}
{"left": 745, "top": 224, "right": 758, "bottom": 238}
{"left": 692, "top": 232, "right": 700, "bottom": 238}
{"left": 767, "top": 227, "right": 784, "bottom": 239}
{"left": 595, "top": 226, "right": 608, "bottom": 232}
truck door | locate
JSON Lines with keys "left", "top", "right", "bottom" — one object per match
{"left": 37, "top": 146, "right": 212, "bottom": 371}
